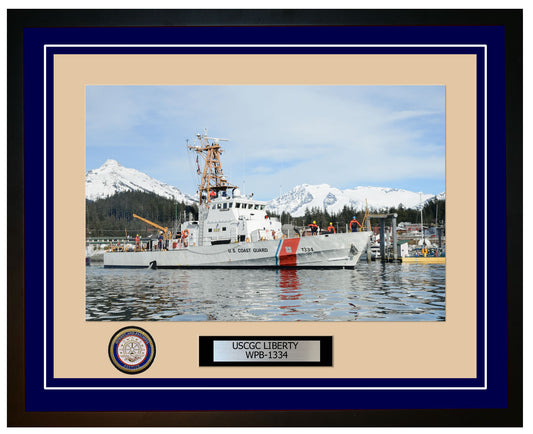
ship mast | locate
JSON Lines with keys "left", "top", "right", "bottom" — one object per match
{"left": 187, "top": 130, "right": 237, "bottom": 205}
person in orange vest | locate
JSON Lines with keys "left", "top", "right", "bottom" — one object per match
{"left": 308, "top": 221, "right": 319, "bottom": 236}
{"left": 349, "top": 216, "right": 361, "bottom": 232}
{"left": 134, "top": 234, "right": 140, "bottom": 248}
{"left": 327, "top": 222, "right": 336, "bottom": 233}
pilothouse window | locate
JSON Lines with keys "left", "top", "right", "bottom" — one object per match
{"left": 235, "top": 203, "right": 241, "bottom": 209}
{"left": 248, "top": 204, "right": 253, "bottom": 209}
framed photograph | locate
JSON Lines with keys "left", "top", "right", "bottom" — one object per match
{"left": 7, "top": 9, "right": 522, "bottom": 426}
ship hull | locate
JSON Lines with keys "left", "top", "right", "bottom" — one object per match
{"left": 104, "top": 232, "right": 371, "bottom": 269}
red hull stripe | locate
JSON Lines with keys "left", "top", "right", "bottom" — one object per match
{"left": 279, "top": 238, "right": 300, "bottom": 267}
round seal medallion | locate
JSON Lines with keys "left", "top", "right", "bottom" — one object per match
{"left": 108, "top": 327, "right": 156, "bottom": 374}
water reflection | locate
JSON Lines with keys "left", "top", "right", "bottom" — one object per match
{"left": 277, "top": 269, "right": 302, "bottom": 317}
{"left": 86, "top": 262, "right": 445, "bottom": 321}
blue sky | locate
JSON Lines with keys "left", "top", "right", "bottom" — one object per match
{"left": 86, "top": 85, "right": 445, "bottom": 201}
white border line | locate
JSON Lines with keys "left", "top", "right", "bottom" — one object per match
{"left": 42, "top": 43, "right": 488, "bottom": 391}
{"left": 47, "top": 44, "right": 486, "bottom": 48}
{"left": 43, "top": 43, "right": 48, "bottom": 388}
{"left": 484, "top": 43, "right": 489, "bottom": 390}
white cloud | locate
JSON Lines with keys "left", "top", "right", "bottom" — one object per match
{"left": 87, "top": 85, "right": 445, "bottom": 199}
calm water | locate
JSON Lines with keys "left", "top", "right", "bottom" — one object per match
{"left": 86, "top": 262, "right": 445, "bottom": 321}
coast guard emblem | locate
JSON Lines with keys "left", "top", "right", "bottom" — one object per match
{"left": 108, "top": 327, "right": 156, "bottom": 374}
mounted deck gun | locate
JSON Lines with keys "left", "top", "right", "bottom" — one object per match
{"left": 132, "top": 213, "right": 172, "bottom": 240}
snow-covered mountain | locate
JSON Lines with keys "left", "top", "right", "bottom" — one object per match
{"left": 86, "top": 161, "right": 444, "bottom": 215}
{"left": 86, "top": 159, "right": 195, "bottom": 203}
{"left": 267, "top": 184, "right": 443, "bottom": 217}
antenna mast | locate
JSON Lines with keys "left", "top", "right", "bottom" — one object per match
{"left": 420, "top": 192, "right": 424, "bottom": 245}
{"left": 187, "top": 130, "right": 237, "bottom": 205}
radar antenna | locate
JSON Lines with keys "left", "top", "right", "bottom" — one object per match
{"left": 187, "top": 130, "right": 237, "bottom": 205}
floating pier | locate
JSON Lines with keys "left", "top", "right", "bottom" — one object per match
{"left": 365, "top": 212, "right": 445, "bottom": 265}
{"left": 400, "top": 257, "right": 445, "bottom": 264}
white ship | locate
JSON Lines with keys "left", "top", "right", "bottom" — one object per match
{"left": 104, "top": 131, "right": 371, "bottom": 269}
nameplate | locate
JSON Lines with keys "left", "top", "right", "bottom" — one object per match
{"left": 199, "top": 336, "right": 332, "bottom": 366}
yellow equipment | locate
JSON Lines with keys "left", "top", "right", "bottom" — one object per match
{"left": 360, "top": 199, "right": 371, "bottom": 231}
{"left": 133, "top": 213, "right": 172, "bottom": 240}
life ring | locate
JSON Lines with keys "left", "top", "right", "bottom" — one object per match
{"left": 172, "top": 241, "right": 177, "bottom": 249}
{"left": 246, "top": 237, "right": 250, "bottom": 243}
{"left": 183, "top": 229, "right": 189, "bottom": 238}
{"left": 282, "top": 234, "right": 287, "bottom": 239}
{"left": 184, "top": 240, "right": 189, "bottom": 248}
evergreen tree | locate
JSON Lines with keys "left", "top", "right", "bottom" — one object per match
{"left": 86, "top": 190, "right": 445, "bottom": 238}
{"left": 86, "top": 191, "right": 197, "bottom": 237}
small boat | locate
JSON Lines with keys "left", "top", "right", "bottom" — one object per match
{"left": 104, "top": 131, "right": 371, "bottom": 269}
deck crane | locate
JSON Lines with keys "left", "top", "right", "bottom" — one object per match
{"left": 133, "top": 214, "right": 172, "bottom": 240}
{"left": 360, "top": 199, "right": 371, "bottom": 231}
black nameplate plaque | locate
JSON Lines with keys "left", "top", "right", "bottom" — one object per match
{"left": 199, "top": 336, "right": 333, "bottom": 366}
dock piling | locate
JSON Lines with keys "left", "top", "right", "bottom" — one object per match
{"left": 379, "top": 218, "right": 385, "bottom": 260}
{"left": 392, "top": 214, "right": 398, "bottom": 261}
{"left": 368, "top": 212, "right": 403, "bottom": 263}
{"left": 366, "top": 218, "right": 372, "bottom": 263}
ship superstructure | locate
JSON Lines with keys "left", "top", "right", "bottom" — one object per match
{"left": 182, "top": 131, "right": 282, "bottom": 247}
